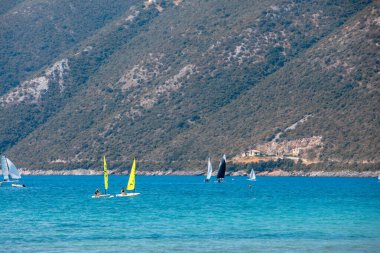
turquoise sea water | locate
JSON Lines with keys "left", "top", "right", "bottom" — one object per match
{"left": 1, "top": 176, "right": 380, "bottom": 252}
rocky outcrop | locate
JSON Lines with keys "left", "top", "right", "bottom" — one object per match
{"left": 0, "top": 59, "right": 69, "bottom": 106}
{"left": 255, "top": 136, "right": 323, "bottom": 157}
{"left": 116, "top": 56, "right": 195, "bottom": 118}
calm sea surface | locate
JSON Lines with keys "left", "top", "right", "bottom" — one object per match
{"left": 1, "top": 176, "right": 379, "bottom": 252}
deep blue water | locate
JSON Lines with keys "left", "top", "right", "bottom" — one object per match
{"left": 1, "top": 176, "right": 379, "bottom": 252}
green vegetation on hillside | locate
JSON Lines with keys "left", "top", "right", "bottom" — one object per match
{"left": 0, "top": 0, "right": 378, "bottom": 171}
{"left": 0, "top": 3, "right": 159, "bottom": 152}
{"left": 0, "top": 0, "right": 137, "bottom": 95}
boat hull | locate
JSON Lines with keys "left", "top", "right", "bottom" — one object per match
{"left": 1, "top": 181, "right": 20, "bottom": 187}
{"left": 11, "top": 184, "right": 25, "bottom": 188}
{"left": 115, "top": 193, "right": 140, "bottom": 197}
{"left": 91, "top": 194, "right": 114, "bottom": 198}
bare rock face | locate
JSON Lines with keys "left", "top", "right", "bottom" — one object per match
{"left": 254, "top": 136, "right": 323, "bottom": 158}
{"left": 0, "top": 59, "right": 69, "bottom": 106}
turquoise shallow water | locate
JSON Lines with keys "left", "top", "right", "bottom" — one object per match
{"left": 1, "top": 176, "right": 380, "bottom": 252}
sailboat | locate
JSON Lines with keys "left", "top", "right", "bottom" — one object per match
{"left": 205, "top": 157, "right": 213, "bottom": 182}
{"left": 92, "top": 156, "right": 114, "bottom": 198}
{"left": 216, "top": 154, "right": 227, "bottom": 183}
{"left": 116, "top": 158, "right": 140, "bottom": 197}
{"left": 378, "top": 174, "right": 380, "bottom": 181}
{"left": 248, "top": 168, "right": 256, "bottom": 181}
{"left": 1, "top": 155, "right": 24, "bottom": 187}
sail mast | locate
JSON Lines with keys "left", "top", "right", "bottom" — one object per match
{"left": 127, "top": 158, "right": 136, "bottom": 191}
{"left": 103, "top": 156, "right": 109, "bottom": 194}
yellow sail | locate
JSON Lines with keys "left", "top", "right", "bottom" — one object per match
{"left": 127, "top": 158, "right": 136, "bottom": 191}
{"left": 103, "top": 156, "right": 109, "bottom": 190}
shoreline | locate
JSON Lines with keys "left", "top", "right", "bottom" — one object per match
{"left": 19, "top": 169, "right": 380, "bottom": 177}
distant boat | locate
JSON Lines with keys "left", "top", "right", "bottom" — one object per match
{"left": 248, "top": 168, "right": 256, "bottom": 181}
{"left": 11, "top": 184, "right": 25, "bottom": 188}
{"left": 205, "top": 157, "right": 212, "bottom": 182}
{"left": 92, "top": 156, "right": 113, "bottom": 198}
{"left": 216, "top": 154, "right": 227, "bottom": 183}
{"left": 1, "top": 155, "right": 22, "bottom": 184}
{"left": 116, "top": 158, "right": 140, "bottom": 197}
{"left": 378, "top": 174, "right": 380, "bottom": 181}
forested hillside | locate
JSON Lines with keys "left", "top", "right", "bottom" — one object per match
{"left": 0, "top": 0, "right": 378, "bottom": 171}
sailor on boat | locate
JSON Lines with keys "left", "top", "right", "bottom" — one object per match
{"left": 91, "top": 156, "right": 115, "bottom": 198}
{"left": 115, "top": 158, "right": 140, "bottom": 197}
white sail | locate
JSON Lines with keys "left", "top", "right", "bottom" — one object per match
{"left": 248, "top": 168, "right": 256, "bottom": 181}
{"left": 206, "top": 158, "right": 213, "bottom": 180}
{"left": 1, "top": 155, "right": 9, "bottom": 181}
{"left": 6, "top": 158, "right": 21, "bottom": 180}
{"left": 378, "top": 174, "right": 380, "bottom": 180}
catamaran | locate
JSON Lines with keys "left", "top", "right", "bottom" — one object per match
{"left": 248, "top": 168, "right": 256, "bottom": 181}
{"left": 205, "top": 157, "right": 212, "bottom": 182}
{"left": 216, "top": 154, "right": 227, "bottom": 183}
{"left": 1, "top": 155, "right": 24, "bottom": 187}
{"left": 116, "top": 158, "right": 140, "bottom": 197}
{"left": 92, "top": 156, "right": 113, "bottom": 198}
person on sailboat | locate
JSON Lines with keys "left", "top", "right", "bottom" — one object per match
{"left": 120, "top": 187, "right": 126, "bottom": 195}
{"left": 95, "top": 189, "right": 101, "bottom": 196}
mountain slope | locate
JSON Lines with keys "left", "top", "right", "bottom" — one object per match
{"left": 1, "top": 0, "right": 379, "bottom": 171}
{"left": 156, "top": 2, "right": 380, "bottom": 169}
{"left": 0, "top": 0, "right": 138, "bottom": 95}
{"left": 0, "top": 2, "right": 160, "bottom": 151}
